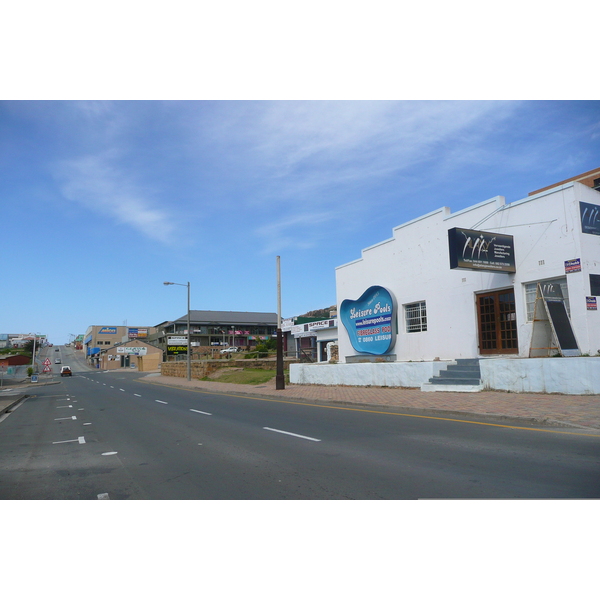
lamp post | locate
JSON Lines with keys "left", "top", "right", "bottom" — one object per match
{"left": 30, "top": 333, "right": 38, "bottom": 372}
{"left": 164, "top": 281, "right": 191, "bottom": 381}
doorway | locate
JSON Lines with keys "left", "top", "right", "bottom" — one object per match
{"left": 476, "top": 288, "right": 518, "bottom": 354}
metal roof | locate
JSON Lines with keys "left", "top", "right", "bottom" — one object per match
{"left": 159, "top": 310, "right": 278, "bottom": 326}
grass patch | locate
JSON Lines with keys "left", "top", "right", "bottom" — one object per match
{"left": 208, "top": 368, "right": 289, "bottom": 385}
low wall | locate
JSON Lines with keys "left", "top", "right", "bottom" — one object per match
{"left": 290, "top": 357, "right": 600, "bottom": 395}
{"left": 161, "top": 358, "right": 296, "bottom": 379}
{"left": 480, "top": 357, "right": 600, "bottom": 394}
{"left": 290, "top": 361, "right": 450, "bottom": 388}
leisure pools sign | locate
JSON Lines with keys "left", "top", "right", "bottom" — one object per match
{"left": 340, "top": 286, "right": 396, "bottom": 355}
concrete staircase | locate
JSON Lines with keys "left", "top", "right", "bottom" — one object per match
{"left": 420, "top": 358, "right": 483, "bottom": 392}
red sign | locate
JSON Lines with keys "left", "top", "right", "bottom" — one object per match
{"left": 43, "top": 365, "right": 51, "bottom": 373}
{"left": 43, "top": 358, "right": 51, "bottom": 366}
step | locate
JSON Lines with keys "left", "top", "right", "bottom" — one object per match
{"left": 421, "top": 382, "right": 484, "bottom": 393}
{"left": 428, "top": 377, "right": 481, "bottom": 385}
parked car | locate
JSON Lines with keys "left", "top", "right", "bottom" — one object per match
{"left": 55, "top": 348, "right": 60, "bottom": 352}
{"left": 55, "top": 358, "right": 61, "bottom": 364}
{"left": 220, "top": 346, "right": 240, "bottom": 354}
{"left": 60, "top": 366, "right": 72, "bottom": 376}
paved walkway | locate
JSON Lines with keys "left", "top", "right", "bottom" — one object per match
{"left": 142, "top": 374, "right": 600, "bottom": 431}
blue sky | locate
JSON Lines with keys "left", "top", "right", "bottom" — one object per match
{"left": 2, "top": 100, "right": 599, "bottom": 344}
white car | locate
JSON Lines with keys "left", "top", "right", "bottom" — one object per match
{"left": 220, "top": 347, "right": 239, "bottom": 354}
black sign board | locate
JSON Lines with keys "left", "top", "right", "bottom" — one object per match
{"left": 580, "top": 201, "right": 600, "bottom": 236}
{"left": 448, "top": 227, "right": 516, "bottom": 273}
{"left": 590, "top": 274, "right": 600, "bottom": 296}
{"left": 167, "top": 345, "right": 188, "bottom": 356}
{"left": 539, "top": 282, "right": 580, "bottom": 355}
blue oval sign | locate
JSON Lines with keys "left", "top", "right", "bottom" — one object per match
{"left": 340, "top": 286, "right": 396, "bottom": 355}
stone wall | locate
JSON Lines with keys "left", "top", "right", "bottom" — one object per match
{"left": 161, "top": 358, "right": 297, "bottom": 379}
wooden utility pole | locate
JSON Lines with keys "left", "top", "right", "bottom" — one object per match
{"left": 276, "top": 255, "right": 285, "bottom": 389}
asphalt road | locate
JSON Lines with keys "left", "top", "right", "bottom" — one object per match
{"left": 1, "top": 346, "right": 599, "bottom": 499}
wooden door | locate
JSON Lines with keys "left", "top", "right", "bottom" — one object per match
{"left": 476, "top": 289, "right": 518, "bottom": 354}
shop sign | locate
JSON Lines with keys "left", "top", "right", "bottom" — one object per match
{"left": 128, "top": 328, "right": 148, "bottom": 338}
{"left": 98, "top": 327, "right": 117, "bottom": 334}
{"left": 167, "top": 345, "right": 188, "bottom": 355}
{"left": 308, "top": 320, "right": 336, "bottom": 330}
{"left": 117, "top": 347, "right": 148, "bottom": 355}
{"left": 340, "top": 286, "right": 396, "bottom": 355}
{"left": 580, "top": 201, "right": 600, "bottom": 236}
{"left": 587, "top": 297, "right": 597, "bottom": 310}
{"left": 565, "top": 258, "right": 581, "bottom": 274}
{"left": 448, "top": 227, "right": 516, "bottom": 273}
{"left": 168, "top": 336, "right": 188, "bottom": 344}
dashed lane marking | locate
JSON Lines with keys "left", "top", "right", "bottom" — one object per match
{"left": 263, "top": 427, "right": 321, "bottom": 442}
{"left": 190, "top": 409, "right": 212, "bottom": 416}
{"left": 53, "top": 436, "right": 86, "bottom": 445}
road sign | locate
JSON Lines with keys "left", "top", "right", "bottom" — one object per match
{"left": 43, "top": 365, "right": 51, "bottom": 373}
{"left": 43, "top": 358, "right": 51, "bottom": 366}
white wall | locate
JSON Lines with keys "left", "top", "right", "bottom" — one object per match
{"left": 336, "top": 183, "right": 600, "bottom": 363}
{"left": 291, "top": 357, "right": 600, "bottom": 394}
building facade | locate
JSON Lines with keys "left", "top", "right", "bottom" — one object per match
{"left": 152, "top": 311, "right": 278, "bottom": 357}
{"left": 335, "top": 173, "right": 600, "bottom": 364}
{"left": 84, "top": 325, "right": 157, "bottom": 366}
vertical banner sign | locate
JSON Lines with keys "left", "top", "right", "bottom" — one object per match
{"left": 340, "top": 286, "right": 396, "bottom": 355}
{"left": 539, "top": 282, "right": 580, "bottom": 357}
{"left": 580, "top": 201, "right": 600, "bottom": 236}
{"left": 448, "top": 227, "right": 516, "bottom": 273}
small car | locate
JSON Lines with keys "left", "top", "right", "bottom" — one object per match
{"left": 220, "top": 346, "right": 239, "bottom": 354}
{"left": 60, "top": 366, "right": 72, "bottom": 376}
{"left": 55, "top": 358, "right": 61, "bottom": 364}
{"left": 55, "top": 348, "right": 60, "bottom": 352}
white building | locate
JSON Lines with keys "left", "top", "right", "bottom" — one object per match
{"left": 291, "top": 169, "right": 600, "bottom": 393}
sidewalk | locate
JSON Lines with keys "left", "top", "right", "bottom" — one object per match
{"left": 142, "top": 374, "right": 600, "bottom": 431}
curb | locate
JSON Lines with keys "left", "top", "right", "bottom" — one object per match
{"left": 0, "top": 395, "right": 27, "bottom": 416}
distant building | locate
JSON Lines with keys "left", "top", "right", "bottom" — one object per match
{"left": 84, "top": 325, "right": 157, "bottom": 366}
{"left": 99, "top": 339, "right": 163, "bottom": 372}
{"left": 152, "top": 310, "right": 278, "bottom": 357}
{"left": 282, "top": 316, "right": 338, "bottom": 362}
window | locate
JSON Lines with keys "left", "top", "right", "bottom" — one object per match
{"left": 525, "top": 278, "right": 570, "bottom": 321}
{"left": 405, "top": 301, "right": 427, "bottom": 333}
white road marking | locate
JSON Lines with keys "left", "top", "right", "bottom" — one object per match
{"left": 97, "top": 493, "right": 110, "bottom": 500}
{"left": 119, "top": 388, "right": 125, "bottom": 392}
{"left": 54, "top": 416, "right": 77, "bottom": 421}
{"left": 110, "top": 386, "right": 114, "bottom": 389}
{"left": 263, "top": 427, "right": 321, "bottom": 442}
{"left": 134, "top": 394, "right": 141, "bottom": 397}
{"left": 83, "top": 423, "right": 92, "bottom": 426}
{"left": 53, "top": 436, "right": 86, "bottom": 445}
{"left": 190, "top": 409, "right": 212, "bottom": 416}
{"left": 56, "top": 405, "right": 73, "bottom": 408}
{"left": 155, "top": 400, "right": 168, "bottom": 404}
{"left": 102, "top": 452, "right": 118, "bottom": 456}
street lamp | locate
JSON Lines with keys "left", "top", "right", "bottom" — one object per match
{"left": 164, "top": 281, "right": 191, "bottom": 381}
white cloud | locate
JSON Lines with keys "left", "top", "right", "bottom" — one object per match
{"left": 253, "top": 210, "right": 337, "bottom": 254}
{"left": 54, "top": 152, "right": 179, "bottom": 245}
